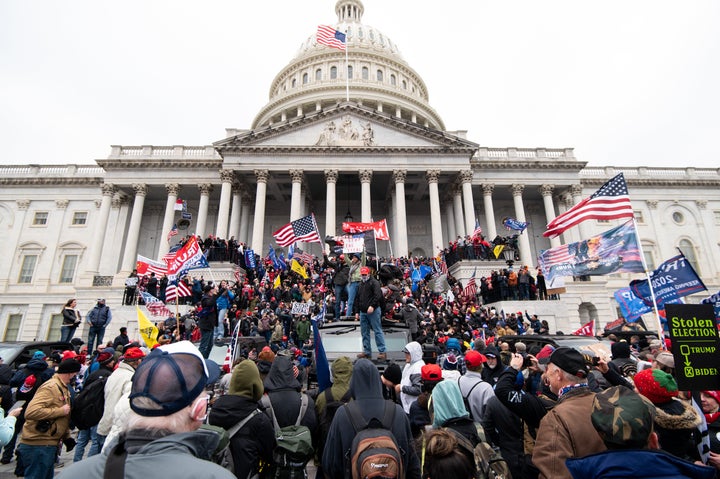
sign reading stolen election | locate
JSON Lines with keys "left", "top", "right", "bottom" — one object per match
{"left": 665, "top": 303, "right": 720, "bottom": 390}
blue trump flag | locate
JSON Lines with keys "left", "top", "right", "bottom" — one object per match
{"left": 268, "top": 245, "right": 286, "bottom": 271}
{"left": 411, "top": 264, "right": 433, "bottom": 292}
{"left": 311, "top": 305, "right": 332, "bottom": 392}
{"left": 614, "top": 287, "right": 682, "bottom": 323}
{"left": 630, "top": 253, "right": 706, "bottom": 309}
{"left": 244, "top": 249, "right": 256, "bottom": 270}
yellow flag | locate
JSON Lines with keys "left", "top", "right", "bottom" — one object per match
{"left": 493, "top": 244, "right": 505, "bottom": 259}
{"left": 137, "top": 306, "right": 158, "bottom": 348}
{"left": 291, "top": 259, "right": 308, "bottom": 279}
{"left": 273, "top": 274, "right": 281, "bottom": 289}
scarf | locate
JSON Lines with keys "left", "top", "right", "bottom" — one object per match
{"left": 705, "top": 411, "right": 720, "bottom": 424}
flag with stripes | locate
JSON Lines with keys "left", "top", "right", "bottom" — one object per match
{"left": 472, "top": 219, "right": 483, "bottom": 238}
{"left": 140, "top": 291, "right": 173, "bottom": 317}
{"left": 544, "top": 173, "right": 634, "bottom": 238}
{"left": 293, "top": 248, "right": 314, "bottom": 266}
{"left": 136, "top": 255, "right": 168, "bottom": 276}
{"left": 162, "top": 243, "right": 182, "bottom": 265}
{"left": 463, "top": 270, "right": 478, "bottom": 299}
{"left": 272, "top": 214, "right": 322, "bottom": 247}
{"left": 167, "top": 224, "right": 179, "bottom": 242}
{"left": 165, "top": 280, "right": 191, "bottom": 303}
{"left": 316, "top": 25, "right": 346, "bottom": 51}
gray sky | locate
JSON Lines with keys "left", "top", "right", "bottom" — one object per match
{"left": 2, "top": 0, "right": 719, "bottom": 168}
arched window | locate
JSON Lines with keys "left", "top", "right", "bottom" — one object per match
{"left": 402, "top": 80, "right": 407, "bottom": 90}
{"left": 678, "top": 239, "right": 700, "bottom": 274}
{"left": 362, "top": 66, "right": 369, "bottom": 80}
{"left": 390, "top": 74, "right": 396, "bottom": 86}
{"left": 291, "top": 78, "right": 296, "bottom": 88}
{"left": 347, "top": 65, "right": 353, "bottom": 79}
{"left": 315, "top": 69, "right": 322, "bottom": 81}
{"left": 302, "top": 73, "right": 308, "bottom": 84}
{"left": 330, "top": 66, "right": 337, "bottom": 79}
{"left": 376, "top": 70, "right": 383, "bottom": 82}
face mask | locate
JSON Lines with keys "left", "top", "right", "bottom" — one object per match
{"left": 361, "top": 276, "right": 369, "bottom": 283}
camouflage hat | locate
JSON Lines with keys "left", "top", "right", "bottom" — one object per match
{"left": 591, "top": 386, "right": 656, "bottom": 449}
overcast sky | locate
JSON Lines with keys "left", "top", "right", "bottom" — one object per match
{"left": 2, "top": 0, "right": 719, "bottom": 168}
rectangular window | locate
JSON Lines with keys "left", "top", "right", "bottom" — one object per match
{"left": 32, "top": 211, "right": 48, "bottom": 225}
{"left": 597, "top": 219, "right": 610, "bottom": 224}
{"left": 714, "top": 210, "right": 720, "bottom": 225}
{"left": 3, "top": 314, "right": 22, "bottom": 341}
{"left": 18, "top": 255, "right": 37, "bottom": 283}
{"left": 634, "top": 210, "right": 644, "bottom": 224}
{"left": 48, "top": 313, "right": 63, "bottom": 341}
{"left": 643, "top": 250, "right": 655, "bottom": 271}
{"left": 59, "top": 255, "right": 78, "bottom": 283}
{"left": 72, "top": 211, "right": 87, "bottom": 225}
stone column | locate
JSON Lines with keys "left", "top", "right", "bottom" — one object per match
{"left": 290, "top": 169, "right": 304, "bottom": 221}
{"left": 359, "top": 169, "right": 372, "bottom": 222}
{"left": 121, "top": 184, "right": 147, "bottom": 273}
{"left": 215, "top": 170, "right": 234, "bottom": 238}
{"left": 251, "top": 170, "right": 269, "bottom": 253}
{"left": 445, "top": 201, "right": 456, "bottom": 245}
{"left": 87, "top": 183, "right": 115, "bottom": 273}
{"left": 426, "top": 169, "right": 443, "bottom": 256}
{"left": 158, "top": 183, "right": 180, "bottom": 258}
{"left": 228, "top": 183, "right": 242, "bottom": 240}
{"left": 460, "top": 170, "right": 476, "bottom": 236}
{"left": 392, "top": 169, "right": 408, "bottom": 258}
{"left": 324, "top": 170, "right": 338, "bottom": 244}
{"left": 482, "top": 184, "right": 497, "bottom": 240}
{"left": 453, "top": 186, "right": 465, "bottom": 237}
{"left": 239, "top": 192, "right": 252, "bottom": 246}
{"left": 510, "top": 184, "right": 533, "bottom": 267}
{"left": 195, "top": 183, "right": 212, "bottom": 238}
{"left": 540, "top": 184, "right": 561, "bottom": 248}
{"left": 570, "top": 184, "right": 589, "bottom": 239}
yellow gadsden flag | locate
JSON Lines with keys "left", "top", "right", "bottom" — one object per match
{"left": 273, "top": 274, "right": 281, "bottom": 289}
{"left": 493, "top": 244, "right": 505, "bottom": 259}
{"left": 136, "top": 306, "right": 159, "bottom": 348}
{"left": 291, "top": 259, "right": 309, "bottom": 279}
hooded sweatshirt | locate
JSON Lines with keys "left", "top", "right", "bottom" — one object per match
{"left": 209, "top": 360, "right": 275, "bottom": 479}
{"left": 314, "top": 356, "right": 353, "bottom": 414}
{"left": 400, "top": 341, "right": 424, "bottom": 413}
{"left": 430, "top": 380, "right": 479, "bottom": 447}
{"left": 321, "top": 359, "right": 421, "bottom": 479}
{"left": 262, "top": 355, "right": 317, "bottom": 433}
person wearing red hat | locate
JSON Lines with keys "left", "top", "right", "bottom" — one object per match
{"left": 457, "top": 350, "right": 493, "bottom": 422}
{"left": 354, "top": 265, "right": 387, "bottom": 361}
{"left": 701, "top": 390, "right": 720, "bottom": 457}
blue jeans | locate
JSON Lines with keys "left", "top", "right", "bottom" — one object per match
{"left": 17, "top": 444, "right": 56, "bottom": 479}
{"left": 199, "top": 329, "right": 213, "bottom": 358}
{"left": 73, "top": 425, "right": 99, "bottom": 462}
{"left": 360, "top": 307, "right": 386, "bottom": 356}
{"left": 215, "top": 309, "right": 227, "bottom": 339}
{"left": 87, "top": 325, "right": 106, "bottom": 353}
{"left": 519, "top": 283, "right": 530, "bottom": 300}
{"left": 346, "top": 282, "right": 359, "bottom": 317}
{"left": 333, "top": 284, "right": 346, "bottom": 319}
{"left": 60, "top": 325, "right": 76, "bottom": 343}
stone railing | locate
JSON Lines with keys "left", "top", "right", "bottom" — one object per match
{"left": 474, "top": 147, "right": 575, "bottom": 161}
{"left": 108, "top": 145, "right": 221, "bottom": 160}
{"left": 0, "top": 165, "right": 105, "bottom": 177}
{"left": 580, "top": 166, "right": 720, "bottom": 180}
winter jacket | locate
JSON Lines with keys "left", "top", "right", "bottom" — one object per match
{"left": 482, "top": 395, "right": 525, "bottom": 479}
{"left": 262, "top": 356, "right": 317, "bottom": 437}
{"left": 457, "top": 370, "right": 495, "bottom": 422}
{"left": 57, "top": 428, "right": 235, "bottom": 479}
{"left": 314, "top": 356, "right": 353, "bottom": 414}
{"left": 97, "top": 361, "right": 135, "bottom": 436}
{"left": 400, "top": 341, "right": 424, "bottom": 413}
{"left": 208, "top": 394, "right": 275, "bottom": 479}
{"left": 198, "top": 293, "right": 218, "bottom": 331}
{"left": 321, "top": 358, "right": 421, "bottom": 479}
{"left": 20, "top": 375, "right": 72, "bottom": 446}
{"left": 653, "top": 398, "right": 702, "bottom": 461}
{"left": 295, "top": 318, "right": 311, "bottom": 343}
{"left": 62, "top": 307, "right": 81, "bottom": 326}
{"left": 532, "top": 386, "right": 606, "bottom": 479}
{"left": 354, "top": 275, "right": 383, "bottom": 314}
{"left": 431, "top": 379, "right": 471, "bottom": 429}
{"left": 215, "top": 288, "right": 235, "bottom": 311}
{"left": 87, "top": 304, "right": 112, "bottom": 327}
{"left": 566, "top": 449, "right": 715, "bottom": 479}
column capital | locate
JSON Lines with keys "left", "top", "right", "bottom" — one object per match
{"left": 101, "top": 183, "right": 116, "bottom": 196}
{"left": 392, "top": 169, "right": 407, "bottom": 183}
{"left": 359, "top": 169, "right": 373, "bottom": 183}
{"left": 165, "top": 183, "right": 180, "bottom": 196}
{"left": 198, "top": 183, "right": 213, "bottom": 195}
{"left": 563, "top": 193, "right": 574, "bottom": 208}
{"left": 539, "top": 184, "right": 555, "bottom": 197}
{"left": 695, "top": 199, "right": 707, "bottom": 210}
{"left": 289, "top": 169, "right": 304, "bottom": 182}
{"left": 459, "top": 170, "right": 473, "bottom": 183}
{"left": 425, "top": 169, "right": 441, "bottom": 183}
{"left": 55, "top": 199, "right": 69, "bottom": 209}
{"left": 510, "top": 184, "right": 525, "bottom": 197}
{"left": 482, "top": 183, "right": 495, "bottom": 196}
{"left": 133, "top": 183, "right": 148, "bottom": 196}
{"left": 570, "top": 184, "right": 583, "bottom": 196}
{"left": 220, "top": 169, "right": 235, "bottom": 183}
{"left": 254, "top": 169, "right": 270, "bottom": 183}
{"left": 232, "top": 182, "right": 243, "bottom": 195}
{"left": 17, "top": 199, "right": 30, "bottom": 210}
{"left": 324, "top": 169, "right": 339, "bottom": 183}
{"left": 453, "top": 184, "right": 463, "bottom": 196}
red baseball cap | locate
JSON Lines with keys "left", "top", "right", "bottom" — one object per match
{"left": 421, "top": 363, "right": 443, "bottom": 382}
{"left": 464, "top": 350, "right": 487, "bottom": 368}
{"left": 360, "top": 266, "right": 370, "bottom": 275}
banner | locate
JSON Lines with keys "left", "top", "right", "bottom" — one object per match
{"left": 502, "top": 216, "right": 529, "bottom": 233}
{"left": 244, "top": 249, "right": 257, "bottom": 270}
{"left": 614, "top": 286, "right": 682, "bottom": 323}
{"left": 538, "top": 221, "right": 644, "bottom": 282}
{"left": 630, "top": 254, "right": 706, "bottom": 309}
{"left": 291, "top": 302, "right": 311, "bottom": 315}
{"left": 572, "top": 320, "right": 595, "bottom": 337}
{"left": 701, "top": 290, "right": 720, "bottom": 323}
{"left": 342, "top": 219, "right": 390, "bottom": 240}
{"left": 137, "top": 306, "right": 159, "bottom": 348}
{"left": 136, "top": 255, "right": 168, "bottom": 276}
{"left": 342, "top": 237, "right": 364, "bottom": 253}
{"left": 666, "top": 304, "right": 720, "bottom": 390}
{"left": 166, "top": 236, "right": 209, "bottom": 281}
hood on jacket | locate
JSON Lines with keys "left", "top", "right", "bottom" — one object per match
{"left": 229, "top": 360, "right": 264, "bottom": 401}
{"left": 25, "top": 357, "right": 49, "bottom": 373}
{"left": 349, "top": 358, "right": 383, "bottom": 401}
{"left": 331, "top": 356, "right": 353, "bottom": 388}
{"left": 431, "top": 380, "right": 469, "bottom": 428}
{"left": 445, "top": 338, "right": 461, "bottom": 352}
{"left": 404, "top": 341, "right": 423, "bottom": 364}
{"left": 611, "top": 341, "right": 631, "bottom": 359}
{"left": 654, "top": 398, "right": 702, "bottom": 430}
{"left": 209, "top": 394, "right": 264, "bottom": 430}
{"left": 263, "top": 355, "right": 301, "bottom": 392}
{"left": 566, "top": 449, "right": 716, "bottom": 479}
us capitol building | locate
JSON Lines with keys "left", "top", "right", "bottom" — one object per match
{"left": 1, "top": 0, "right": 718, "bottom": 341}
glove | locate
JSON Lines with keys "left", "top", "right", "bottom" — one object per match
{"left": 63, "top": 437, "right": 77, "bottom": 452}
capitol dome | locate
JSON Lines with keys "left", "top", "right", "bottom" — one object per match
{"left": 252, "top": 0, "right": 445, "bottom": 131}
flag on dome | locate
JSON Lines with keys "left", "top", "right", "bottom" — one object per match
{"left": 273, "top": 214, "right": 322, "bottom": 247}
{"left": 544, "top": 173, "right": 634, "bottom": 238}
{"left": 316, "top": 25, "right": 346, "bottom": 51}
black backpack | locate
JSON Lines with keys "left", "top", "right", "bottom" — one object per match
{"left": 318, "top": 388, "right": 352, "bottom": 440}
{"left": 71, "top": 375, "right": 108, "bottom": 430}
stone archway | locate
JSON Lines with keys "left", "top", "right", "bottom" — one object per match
{"left": 411, "top": 247, "right": 426, "bottom": 258}
{"left": 578, "top": 302, "right": 599, "bottom": 326}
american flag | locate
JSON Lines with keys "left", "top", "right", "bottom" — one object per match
{"left": 293, "top": 249, "right": 314, "bottom": 266}
{"left": 463, "top": 270, "right": 478, "bottom": 299}
{"left": 165, "top": 280, "right": 191, "bottom": 303}
{"left": 167, "top": 224, "right": 179, "bottom": 242}
{"left": 140, "top": 291, "right": 173, "bottom": 317}
{"left": 472, "top": 219, "right": 483, "bottom": 238}
{"left": 272, "top": 214, "right": 322, "bottom": 247}
{"left": 544, "top": 173, "right": 634, "bottom": 238}
{"left": 233, "top": 265, "right": 244, "bottom": 284}
{"left": 162, "top": 244, "right": 182, "bottom": 265}
{"left": 316, "top": 25, "right": 346, "bottom": 51}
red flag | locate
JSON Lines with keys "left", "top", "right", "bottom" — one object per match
{"left": 341, "top": 219, "right": 390, "bottom": 240}
{"left": 544, "top": 173, "right": 634, "bottom": 238}
{"left": 572, "top": 320, "right": 595, "bottom": 337}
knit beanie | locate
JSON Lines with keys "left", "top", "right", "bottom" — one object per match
{"left": 611, "top": 341, "right": 631, "bottom": 359}
{"left": 257, "top": 346, "right": 275, "bottom": 363}
{"left": 634, "top": 368, "right": 678, "bottom": 405}
{"left": 229, "top": 359, "right": 264, "bottom": 401}
{"left": 382, "top": 362, "right": 402, "bottom": 385}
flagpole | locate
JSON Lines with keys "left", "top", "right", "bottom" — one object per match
{"left": 344, "top": 28, "right": 349, "bottom": 102}
{"left": 632, "top": 218, "right": 665, "bottom": 345}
